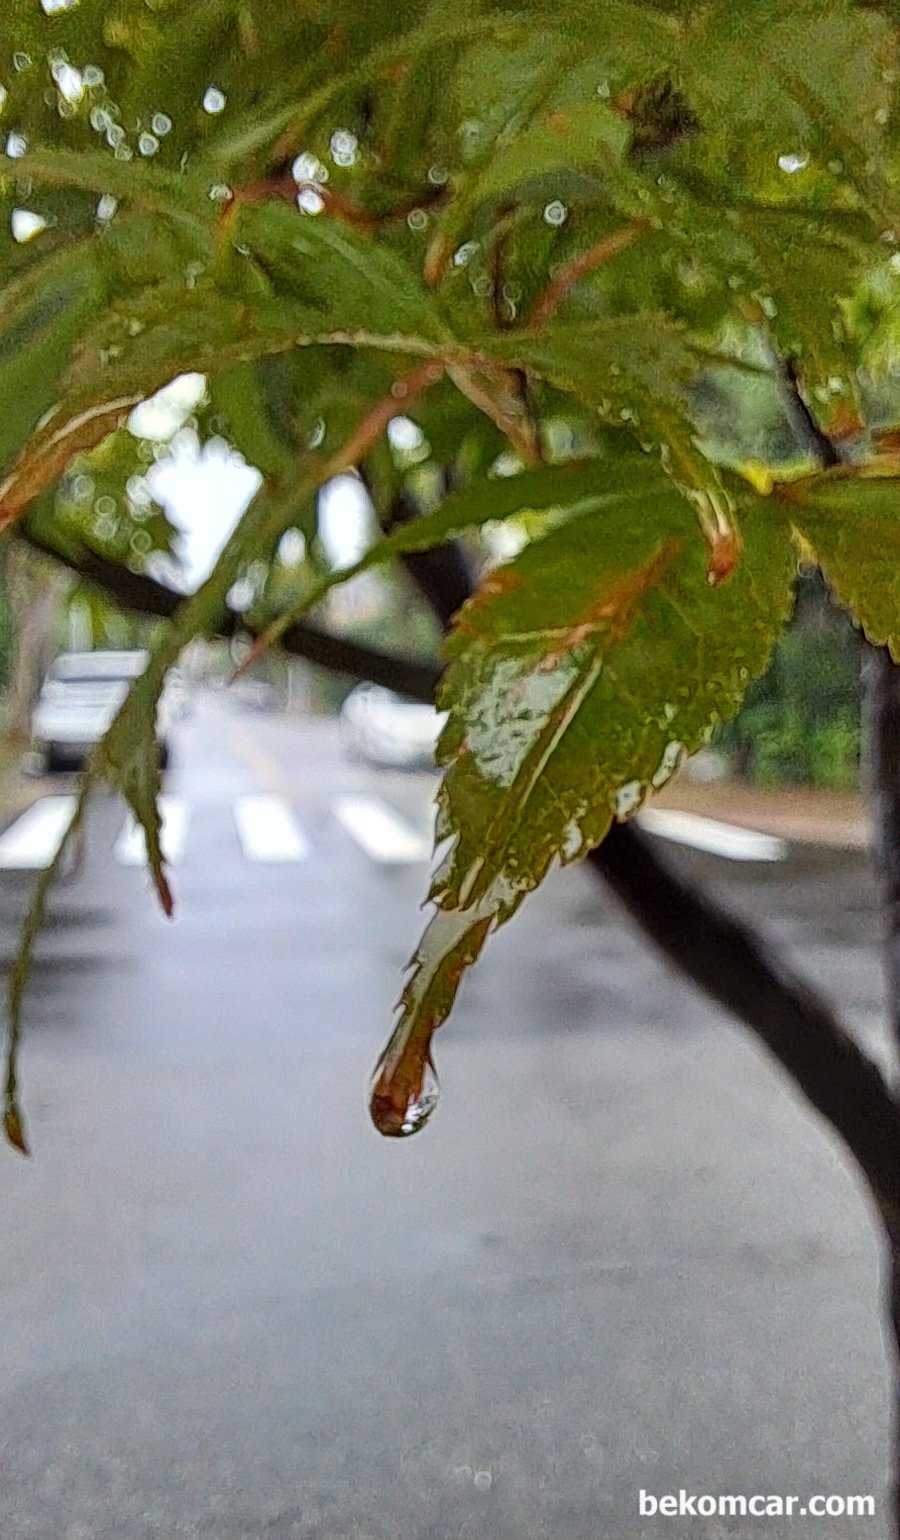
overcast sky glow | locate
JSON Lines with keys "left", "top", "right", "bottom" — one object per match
{"left": 130, "top": 376, "right": 372, "bottom": 589}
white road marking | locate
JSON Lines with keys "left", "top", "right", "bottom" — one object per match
{"left": 233, "top": 794, "right": 309, "bottom": 863}
{"left": 636, "top": 808, "right": 787, "bottom": 862}
{"left": 334, "top": 794, "right": 432, "bottom": 864}
{"left": 114, "top": 796, "right": 189, "bottom": 866}
{"left": 0, "top": 796, "right": 78, "bottom": 869}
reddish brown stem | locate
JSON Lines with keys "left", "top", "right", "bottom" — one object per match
{"left": 526, "top": 220, "right": 649, "bottom": 330}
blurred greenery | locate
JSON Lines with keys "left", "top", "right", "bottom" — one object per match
{"left": 719, "top": 574, "right": 861, "bottom": 789}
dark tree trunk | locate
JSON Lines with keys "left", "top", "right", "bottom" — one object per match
{"left": 862, "top": 643, "right": 900, "bottom": 1538}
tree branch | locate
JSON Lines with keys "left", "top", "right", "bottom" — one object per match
{"left": 864, "top": 643, "right": 900, "bottom": 1067}
{"left": 16, "top": 525, "right": 441, "bottom": 702}
{"left": 590, "top": 824, "right": 900, "bottom": 1220}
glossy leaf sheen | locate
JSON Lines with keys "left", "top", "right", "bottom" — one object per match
{"left": 371, "top": 494, "right": 796, "bottom": 1133}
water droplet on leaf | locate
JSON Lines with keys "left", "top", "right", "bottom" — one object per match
{"left": 202, "top": 85, "right": 226, "bottom": 114}
{"left": 543, "top": 199, "right": 568, "bottom": 227}
{"left": 330, "top": 128, "right": 357, "bottom": 166}
{"left": 52, "top": 62, "right": 83, "bottom": 102}
{"left": 777, "top": 152, "right": 808, "bottom": 174}
{"left": 296, "top": 186, "right": 324, "bottom": 214}
{"left": 10, "top": 208, "right": 47, "bottom": 243}
{"left": 151, "top": 112, "right": 172, "bottom": 136}
{"left": 615, "top": 779, "right": 643, "bottom": 818}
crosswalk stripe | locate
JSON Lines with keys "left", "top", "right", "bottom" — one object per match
{"left": 233, "top": 794, "right": 309, "bottom": 863}
{"left": 636, "top": 808, "right": 786, "bottom": 862}
{"left": 333, "top": 794, "right": 431, "bottom": 864}
{"left": 0, "top": 796, "right": 78, "bottom": 869}
{"left": 114, "top": 796, "right": 189, "bottom": 867}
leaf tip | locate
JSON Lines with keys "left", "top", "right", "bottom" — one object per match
{"left": 707, "top": 529, "right": 740, "bottom": 585}
{"left": 155, "top": 867, "right": 175, "bottom": 919}
{"left": 4, "top": 1103, "right": 30, "bottom": 1156}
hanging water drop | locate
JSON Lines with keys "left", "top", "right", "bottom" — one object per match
{"left": 369, "top": 1054, "right": 440, "bottom": 1138}
{"left": 615, "top": 779, "right": 643, "bottom": 817}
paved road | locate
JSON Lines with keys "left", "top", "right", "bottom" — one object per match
{"left": 0, "top": 695, "right": 894, "bottom": 1539}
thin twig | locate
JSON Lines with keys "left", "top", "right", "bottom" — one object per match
{"left": 526, "top": 220, "right": 649, "bottom": 330}
{"left": 446, "top": 362, "right": 541, "bottom": 465}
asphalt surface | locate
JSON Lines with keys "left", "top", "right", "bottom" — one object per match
{"left": 0, "top": 693, "right": 894, "bottom": 1539}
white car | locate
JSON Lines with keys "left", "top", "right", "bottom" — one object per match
{"left": 31, "top": 650, "right": 181, "bottom": 771}
{"left": 339, "top": 684, "right": 446, "bottom": 770}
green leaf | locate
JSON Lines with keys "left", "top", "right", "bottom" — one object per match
{"left": 370, "top": 489, "right": 796, "bottom": 1135}
{"left": 4, "top": 780, "right": 91, "bottom": 1154}
{"left": 780, "top": 464, "right": 900, "bottom": 659}
{"left": 209, "top": 357, "right": 304, "bottom": 480}
{"left": 0, "top": 245, "right": 108, "bottom": 480}
{"left": 487, "top": 318, "right": 744, "bottom": 571}
{"left": 231, "top": 202, "right": 449, "bottom": 347}
{"left": 0, "top": 207, "right": 451, "bottom": 527}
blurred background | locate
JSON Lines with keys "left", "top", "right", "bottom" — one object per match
{"left": 0, "top": 379, "right": 891, "bottom": 1540}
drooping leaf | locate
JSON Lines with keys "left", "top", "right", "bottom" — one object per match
{"left": 4, "top": 779, "right": 91, "bottom": 1155}
{"left": 370, "top": 489, "right": 796, "bottom": 1134}
{"left": 778, "top": 462, "right": 900, "bottom": 658}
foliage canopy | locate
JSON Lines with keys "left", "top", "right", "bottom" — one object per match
{"left": 2, "top": 0, "right": 900, "bottom": 1146}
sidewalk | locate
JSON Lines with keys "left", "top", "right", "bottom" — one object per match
{"left": 656, "top": 778, "right": 869, "bottom": 850}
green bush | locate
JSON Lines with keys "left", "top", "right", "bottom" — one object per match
{"left": 719, "top": 578, "right": 861, "bottom": 789}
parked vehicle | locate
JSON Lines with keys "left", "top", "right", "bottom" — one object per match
{"left": 31, "top": 650, "right": 181, "bottom": 771}
{"left": 339, "top": 684, "right": 446, "bottom": 770}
